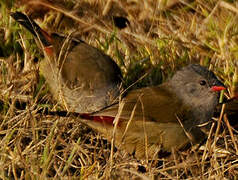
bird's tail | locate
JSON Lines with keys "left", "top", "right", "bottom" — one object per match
{"left": 38, "top": 108, "right": 115, "bottom": 125}
{"left": 11, "top": 11, "right": 52, "bottom": 47}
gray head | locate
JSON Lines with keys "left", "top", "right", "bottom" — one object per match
{"left": 168, "top": 64, "right": 225, "bottom": 107}
{"left": 168, "top": 64, "right": 225, "bottom": 131}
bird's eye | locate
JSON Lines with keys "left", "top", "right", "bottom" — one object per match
{"left": 199, "top": 80, "right": 207, "bottom": 86}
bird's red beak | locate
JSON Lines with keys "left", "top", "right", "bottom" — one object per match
{"left": 211, "top": 86, "right": 226, "bottom": 92}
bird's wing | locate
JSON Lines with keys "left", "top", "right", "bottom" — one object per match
{"left": 95, "top": 84, "right": 185, "bottom": 124}
{"left": 60, "top": 41, "right": 122, "bottom": 90}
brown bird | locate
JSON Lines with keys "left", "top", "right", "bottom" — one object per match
{"left": 11, "top": 11, "right": 122, "bottom": 113}
{"left": 11, "top": 12, "right": 226, "bottom": 159}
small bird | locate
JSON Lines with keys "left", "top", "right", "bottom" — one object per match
{"left": 11, "top": 12, "right": 226, "bottom": 159}
{"left": 11, "top": 11, "right": 122, "bottom": 113}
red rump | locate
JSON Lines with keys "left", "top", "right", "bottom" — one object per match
{"left": 44, "top": 46, "right": 54, "bottom": 56}
{"left": 80, "top": 113, "right": 115, "bottom": 125}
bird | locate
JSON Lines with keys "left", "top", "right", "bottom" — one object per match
{"left": 11, "top": 12, "right": 226, "bottom": 159}
{"left": 11, "top": 11, "right": 122, "bottom": 113}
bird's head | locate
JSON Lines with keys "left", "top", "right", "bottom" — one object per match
{"left": 169, "top": 64, "right": 225, "bottom": 106}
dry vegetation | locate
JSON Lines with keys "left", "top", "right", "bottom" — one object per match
{"left": 0, "top": 0, "right": 238, "bottom": 179}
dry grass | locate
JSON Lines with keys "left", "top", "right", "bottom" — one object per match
{"left": 0, "top": 0, "right": 238, "bottom": 179}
